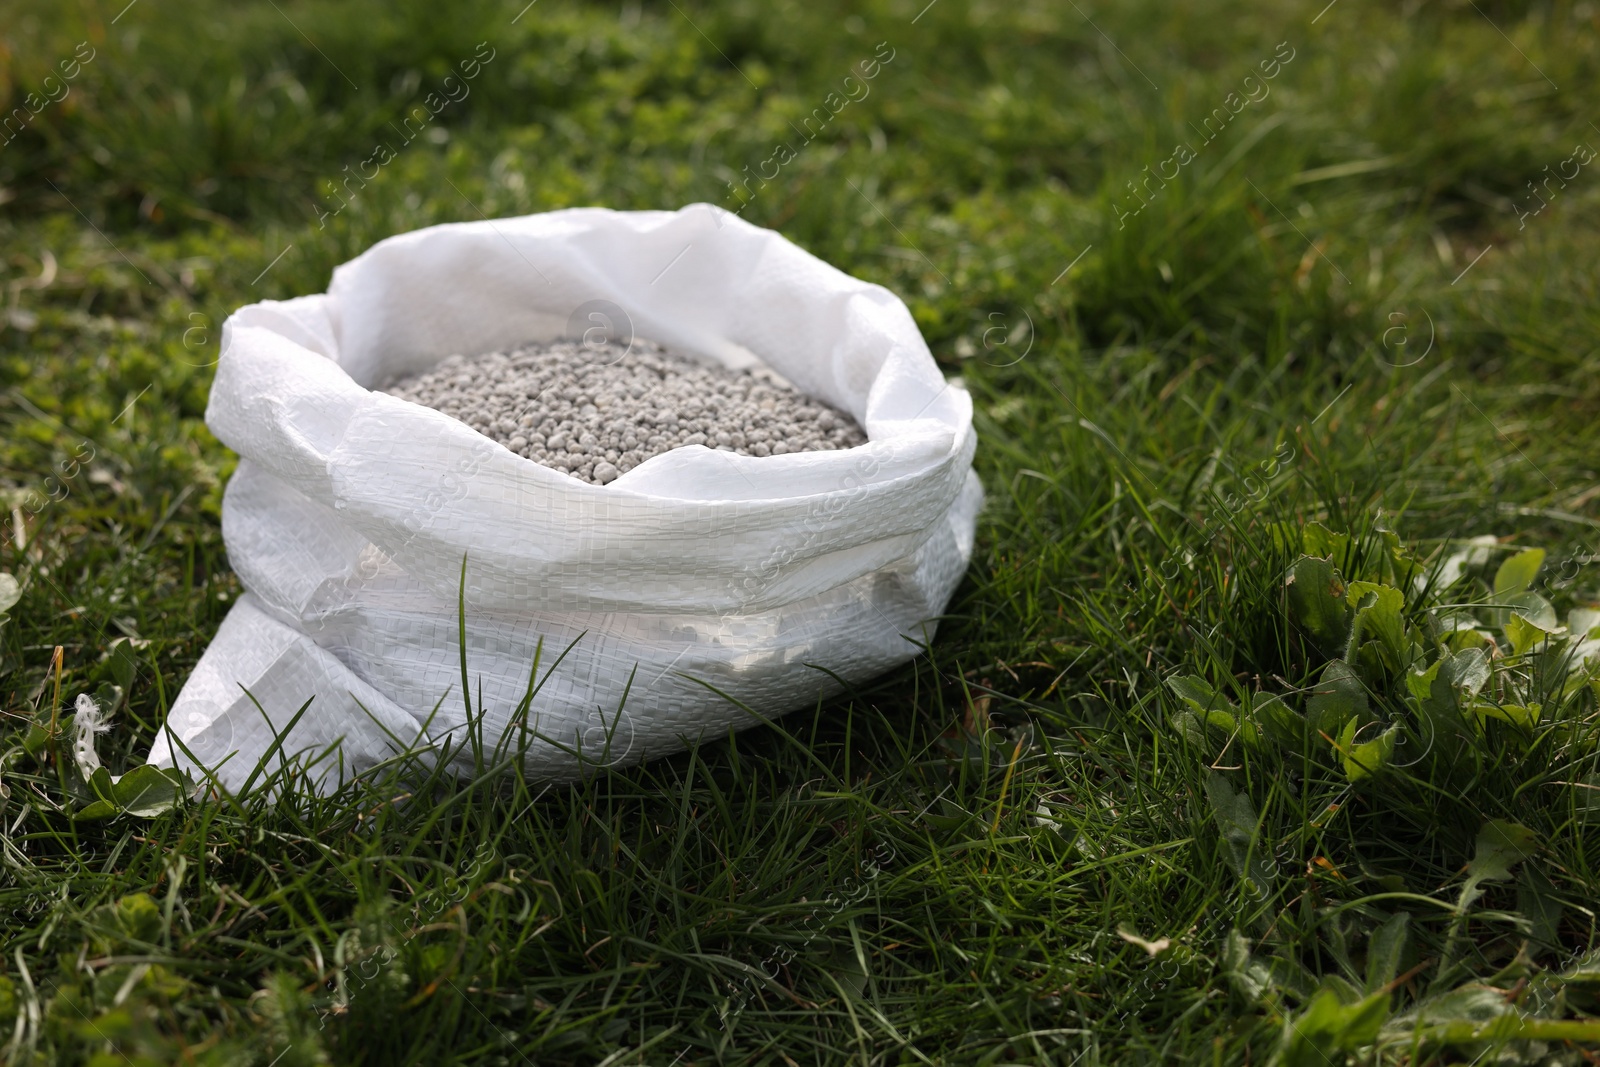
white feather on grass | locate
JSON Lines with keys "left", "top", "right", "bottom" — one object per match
{"left": 74, "top": 693, "right": 112, "bottom": 774}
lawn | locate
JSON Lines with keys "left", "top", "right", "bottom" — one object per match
{"left": 2, "top": 0, "right": 1600, "bottom": 1063}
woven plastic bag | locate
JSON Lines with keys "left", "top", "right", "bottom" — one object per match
{"left": 146, "top": 205, "right": 982, "bottom": 791}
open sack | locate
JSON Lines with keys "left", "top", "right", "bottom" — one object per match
{"left": 146, "top": 204, "right": 983, "bottom": 791}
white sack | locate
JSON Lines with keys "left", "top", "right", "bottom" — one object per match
{"left": 147, "top": 204, "right": 982, "bottom": 791}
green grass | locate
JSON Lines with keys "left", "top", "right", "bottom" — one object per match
{"left": 2, "top": 0, "right": 1600, "bottom": 1062}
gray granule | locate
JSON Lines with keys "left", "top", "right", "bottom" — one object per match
{"left": 383, "top": 337, "right": 868, "bottom": 485}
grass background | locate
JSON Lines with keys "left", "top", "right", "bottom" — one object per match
{"left": 1, "top": 0, "right": 1599, "bottom": 1062}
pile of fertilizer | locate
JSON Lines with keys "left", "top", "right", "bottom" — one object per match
{"left": 382, "top": 338, "right": 868, "bottom": 485}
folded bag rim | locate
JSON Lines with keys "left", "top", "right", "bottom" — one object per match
{"left": 204, "top": 204, "right": 978, "bottom": 615}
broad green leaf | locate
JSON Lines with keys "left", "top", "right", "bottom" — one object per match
{"left": 1168, "top": 677, "right": 1260, "bottom": 747}
{"left": 1505, "top": 611, "right": 1559, "bottom": 655}
{"left": 1431, "top": 609, "right": 1492, "bottom": 654}
{"left": 24, "top": 713, "right": 82, "bottom": 768}
{"left": 104, "top": 636, "right": 142, "bottom": 692}
{"left": 1167, "top": 674, "right": 1230, "bottom": 713}
{"left": 1417, "top": 984, "right": 1511, "bottom": 1027}
{"left": 86, "top": 766, "right": 115, "bottom": 803}
{"left": 1336, "top": 716, "right": 1357, "bottom": 752}
{"left": 1277, "top": 986, "right": 1389, "bottom": 1066}
{"left": 72, "top": 800, "right": 119, "bottom": 821}
{"left": 1380, "top": 986, "right": 1512, "bottom": 1046}
{"left": 1347, "top": 580, "right": 1404, "bottom": 614}
{"left": 828, "top": 953, "right": 869, "bottom": 999}
{"left": 1473, "top": 702, "right": 1540, "bottom": 731}
{"left": 22, "top": 721, "right": 52, "bottom": 760}
{"left": 1364, "top": 912, "right": 1409, "bottom": 993}
{"left": 1403, "top": 650, "right": 1484, "bottom": 763}
{"left": 1284, "top": 556, "right": 1351, "bottom": 655}
{"left": 1351, "top": 641, "right": 1391, "bottom": 689}
{"left": 1383, "top": 995, "right": 1600, "bottom": 1045}
{"left": 110, "top": 765, "right": 186, "bottom": 817}
{"left": 1251, "top": 694, "right": 1305, "bottom": 749}
{"left": 1493, "top": 547, "right": 1545, "bottom": 597}
{"left": 1204, "top": 772, "right": 1273, "bottom": 895}
{"left": 1307, "top": 659, "right": 1368, "bottom": 736}
{"left": 1170, "top": 710, "right": 1248, "bottom": 749}
{"left": 1225, "top": 932, "right": 1319, "bottom": 1007}
{"left": 1501, "top": 589, "right": 1557, "bottom": 630}
{"left": 1301, "top": 522, "right": 1350, "bottom": 561}
{"left": 1466, "top": 819, "right": 1539, "bottom": 888}
{"left": 1377, "top": 527, "right": 1424, "bottom": 589}
{"left": 1345, "top": 581, "right": 1410, "bottom": 667}
{"left": 1437, "top": 647, "right": 1491, "bottom": 703}
{"left": 1441, "top": 627, "right": 1491, "bottom": 653}
{"left": 1404, "top": 659, "right": 1441, "bottom": 704}
{"left": 1204, "top": 708, "right": 1257, "bottom": 745}
{"left": 1171, "top": 709, "right": 1207, "bottom": 747}
{"left": 1224, "top": 930, "right": 1273, "bottom": 1002}
{"left": 1568, "top": 607, "right": 1600, "bottom": 639}
{"left": 70, "top": 765, "right": 187, "bottom": 819}
{"left": 1338, "top": 720, "right": 1397, "bottom": 782}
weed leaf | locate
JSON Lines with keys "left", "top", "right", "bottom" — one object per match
{"left": 1307, "top": 659, "right": 1368, "bottom": 736}
{"left": 112, "top": 765, "right": 187, "bottom": 817}
{"left": 1345, "top": 581, "right": 1410, "bottom": 670}
{"left": 1337, "top": 720, "right": 1396, "bottom": 781}
{"left": 1204, "top": 771, "right": 1272, "bottom": 895}
{"left": 1284, "top": 556, "right": 1352, "bottom": 655}
{"left": 1466, "top": 819, "right": 1539, "bottom": 886}
{"left": 1505, "top": 611, "right": 1559, "bottom": 655}
{"left": 1363, "top": 912, "right": 1409, "bottom": 993}
{"left": 1275, "top": 986, "right": 1388, "bottom": 1066}
{"left": 1493, "top": 547, "right": 1545, "bottom": 598}
{"left": 1300, "top": 522, "right": 1350, "bottom": 561}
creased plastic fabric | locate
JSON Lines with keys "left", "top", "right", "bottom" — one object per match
{"left": 146, "top": 204, "right": 982, "bottom": 792}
